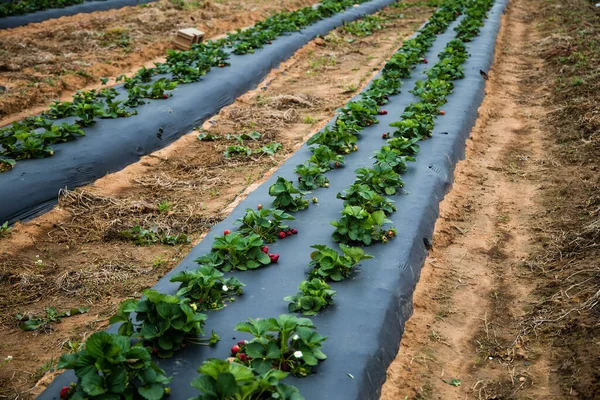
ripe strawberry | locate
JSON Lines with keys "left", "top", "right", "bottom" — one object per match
{"left": 422, "top": 58, "right": 428, "bottom": 63}
{"left": 59, "top": 386, "right": 70, "bottom": 399}
{"left": 335, "top": 162, "right": 341, "bottom": 168}
{"left": 291, "top": 228, "right": 298, "bottom": 235}
{"left": 286, "top": 231, "right": 293, "bottom": 236}
{"left": 440, "top": 110, "right": 445, "bottom": 115}
{"left": 257, "top": 204, "right": 263, "bottom": 210}
{"left": 281, "top": 363, "right": 290, "bottom": 372}
{"left": 382, "top": 133, "right": 388, "bottom": 139}
{"left": 162, "top": 94, "right": 169, "bottom": 99}
{"left": 152, "top": 348, "right": 158, "bottom": 355}
{"left": 278, "top": 232, "right": 286, "bottom": 239}
{"left": 379, "top": 110, "right": 388, "bottom": 115}
{"left": 224, "top": 229, "right": 231, "bottom": 235}
{"left": 237, "top": 340, "right": 246, "bottom": 347}
{"left": 231, "top": 345, "right": 240, "bottom": 354}
{"left": 268, "top": 41, "right": 273, "bottom": 44}
{"left": 387, "top": 230, "right": 394, "bottom": 238}
{"left": 269, "top": 253, "right": 280, "bottom": 263}
{"left": 261, "top": 246, "right": 269, "bottom": 254}
{"left": 239, "top": 353, "right": 248, "bottom": 361}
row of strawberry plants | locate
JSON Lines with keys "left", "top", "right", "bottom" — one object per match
{"left": 49, "top": 0, "right": 498, "bottom": 397}
{"left": 0, "top": 0, "right": 376, "bottom": 172}
{"left": 0, "top": 0, "right": 87, "bottom": 18}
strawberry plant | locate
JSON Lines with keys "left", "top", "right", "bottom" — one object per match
{"left": 390, "top": 114, "right": 434, "bottom": 139}
{"left": 337, "top": 99, "right": 380, "bottom": 128}
{"left": 284, "top": 279, "right": 336, "bottom": 316}
{"left": 294, "top": 162, "right": 329, "bottom": 190}
{"left": 195, "top": 232, "right": 271, "bottom": 271}
{"left": 0, "top": 0, "right": 86, "bottom": 18}
{"left": 331, "top": 206, "right": 395, "bottom": 245}
{"left": 409, "top": 79, "right": 454, "bottom": 106}
{"left": 56, "top": 331, "right": 171, "bottom": 400}
{"left": 306, "top": 122, "right": 357, "bottom": 154}
{"left": 354, "top": 164, "right": 404, "bottom": 195}
{"left": 170, "top": 265, "right": 245, "bottom": 311}
{"left": 308, "top": 145, "right": 345, "bottom": 171}
{"left": 190, "top": 359, "right": 303, "bottom": 400}
{"left": 337, "top": 183, "right": 396, "bottom": 215}
{"left": 373, "top": 146, "right": 416, "bottom": 174}
{"left": 269, "top": 177, "right": 309, "bottom": 212}
{"left": 307, "top": 244, "right": 373, "bottom": 281}
{"left": 110, "top": 289, "right": 218, "bottom": 358}
{"left": 342, "top": 15, "right": 386, "bottom": 37}
{"left": 233, "top": 314, "right": 327, "bottom": 377}
{"left": 235, "top": 207, "right": 295, "bottom": 243}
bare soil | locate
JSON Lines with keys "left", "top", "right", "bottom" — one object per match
{"left": 380, "top": 0, "right": 600, "bottom": 399}
{"left": 0, "top": 2, "right": 436, "bottom": 398}
{"left": 0, "top": 0, "right": 318, "bottom": 122}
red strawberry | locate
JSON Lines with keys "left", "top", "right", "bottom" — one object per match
{"left": 281, "top": 363, "right": 290, "bottom": 372}
{"left": 379, "top": 110, "right": 388, "bottom": 115}
{"left": 59, "top": 386, "right": 70, "bottom": 399}
{"left": 224, "top": 229, "right": 231, "bottom": 235}
{"left": 152, "top": 348, "right": 158, "bottom": 355}
{"left": 231, "top": 345, "right": 240, "bottom": 354}
{"left": 387, "top": 230, "right": 394, "bottom": 238}
{"left": 278, "top": 232, "right": 286, "bottom": 239}
{"left": 261, "top": 246, "right": 269, "bottom": 254}
{"left": 257, "top": 204, "right": 263, "bottom": 210}
{"left": 269, "top": 253, "right": 280, "bottom": 263}
{"left": 422, "top": 58, "right": 428, "bottom": 63}
{"left": 440, "top": 110, "right": 445, "bottom": 115}
{"left": 268, "top": 41, "right": 273, "bottom": 44}
{"left": 382, "top": 133, "right": 388, "bottom": 139}
{"left": 286, "top": 231, "right": 293, "bottom": 236}
{"left": 239, "top": 353, "right": 248, "bottom": 361}
{"left": 291, "top": 228, "right": 298, "bottom": 235}
{"left": 162, "top": 94, "right": 169, "bottom": 99}
{"left": 237, "top": 340, "right": 246, "bottom": 347}
{"left": 335, "top": 162, "right": 341, "bottom": 168}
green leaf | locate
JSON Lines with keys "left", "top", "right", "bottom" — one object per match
{"left": 105, "top": 368, "right": 128, "bottom": 393}
{"left": 216, "top": 373, "right": 238, "bottom": 397}
{"left": 191, "top": 375, "right": 217, "bottom": 397}
{"left": 138, "top": 383, "right": 166, "bottom": 400}
{"left": 81, "top": 373, "right": 107, "bottom": 396}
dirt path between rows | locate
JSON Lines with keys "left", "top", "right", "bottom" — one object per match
{"left": 381, "top": 0, "right": 567, "bottom": 398}
{"left": 0, "top": 2, "right": 436, "bottom": 398}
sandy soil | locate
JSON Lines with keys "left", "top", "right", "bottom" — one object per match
{"left": 380, "top": 0, "right": 599, "bottom": 398}
{"left": 0, "top": 0, "right": 317, "bottom": 123}
{"left": 0, "top": 2, "right": 436, "bottom": 398}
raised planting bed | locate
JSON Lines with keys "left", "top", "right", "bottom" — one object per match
{"left": 0, "top": 0, "right": 400, "bottom": 225}
{"left": 0, "top": 0, "right": 161, "bottom": 29}
{"left": 37, "top": 0, "right": 508, "bottom": 398}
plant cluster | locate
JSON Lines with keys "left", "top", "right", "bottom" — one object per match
{"left": 16, "top": 306, "right": 89, "bottom": 332}
{"left": 231, "top": 315, "right": 327, "bottom": 377}
{"left": 235, "top": 207, "right": 295, "bottom": 243}
{"left": 110, "top": 289, "right": 218, "bottom": 358}
{"left": 284, "top": 279, "right": 337, "bottom": 316}
{"left": 170, "top": 265, "right": 245, "bottom": 311}
{"left": 269, "top": 177, "right": 309, "bottom": 212}
{"left": 195, "top": 232, "right": 272, "bottom": 271}
{"left": 57, "top": 332, "right": 171, "bottom": 400}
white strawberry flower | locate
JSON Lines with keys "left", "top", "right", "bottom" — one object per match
{"left": 222, "top": 285, "right": 228, "bottom": 292}
{"left": 292, "top": 334, "right": 299, "bottom": 341}
{"left": 294, "top": 351, "right": 303, "bottom": 358}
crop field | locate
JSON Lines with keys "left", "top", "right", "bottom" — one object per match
{"left": 0, "top": 0, "right": 598, "bottom": 399}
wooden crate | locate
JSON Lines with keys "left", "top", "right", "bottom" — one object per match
{"left": 173, "top": 28, "right": 205, "bottom": 51}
